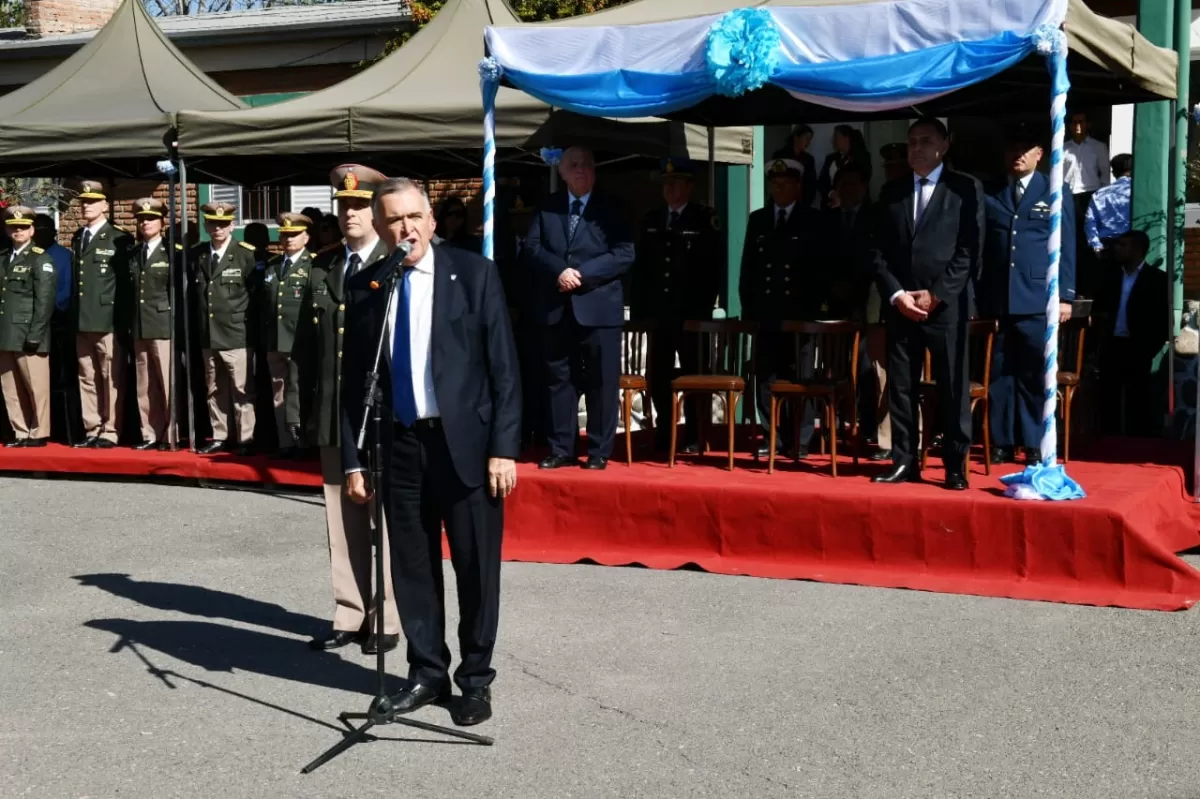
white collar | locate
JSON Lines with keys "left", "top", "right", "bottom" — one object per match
{"left": 211, "top": 240, "right": 231, "bottom": 260}
{"left": 84, "top": 219, "right": 107, "bottom": 237}
{"left": 346, "top": 237, "right": 379, "bottom": 264}
{"left": 776, "top": 201, "right": 796, "bottom": 218}
{"left": 569, "top": 191, "right": 592, "bottom": 207}
{"left": 11, "top": 242, "right": 29, "bottom": 256}
{"left": 914, "top": 163, "right": 944, "bottom": 186}
{"left": 1014, "top": 171, "right": 1035, "bottom": 189}
{"left": 668, "top": 202, "right": 688, "bottom": 216}
{"left": 406, "top": 242, "right": 436, "bottom": 274}
{"left": 281, "top": 248, "right": 305, "bottom": 262}
{"left": 144, "top": 237, "right": 162, "bottom": 252}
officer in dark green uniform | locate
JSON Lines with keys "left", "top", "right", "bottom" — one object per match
{"left": 192, "top": 201, "right": 260, "bottom": 456}
{"left": 630, "top": 157, "right": 723, "bottom": 453}
{"left": 262, "top": 211, "right": 313, "bottom": 457}
{"left": 0, "top": 207, "right": 56, "bottom": 447}
{"left": 290, "top": 164, "right": 399, "bottom": 654}
{"left": 740, "top": 158, "right": 827, "bottom": 458}
{"left": 127, "top": 198, "right": 178, "bottom": 450}
{"left": 71, "top": 180, "right": 132, "bottom": 448}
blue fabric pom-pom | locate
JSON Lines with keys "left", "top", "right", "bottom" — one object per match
{"left": 478, "top": 56, "right": 504, "bottom": 84}
{"left": 999, "top": 462, "right": 1086, "bottom": 501}
{"left": 539, "top": 147, "right": 563, "bottom": 166}
{"left": 705, "top": 8, "right": 780, "bottom": 98}
{"left": 1031, "top": 23, "right": 1067, "bottom": 57}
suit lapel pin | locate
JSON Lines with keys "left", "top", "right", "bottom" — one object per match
{"left": 450, "top": 274, "right": 457, "bottom": 281}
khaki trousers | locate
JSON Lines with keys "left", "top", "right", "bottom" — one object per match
{"left": 135, "top": 339, "right": 171, "bottom": 445}
{"left": 866, "top": 326, "right": 892, "bottom": 450}
{"left": 266, "top": 351, "right": 292, "bottom": 447}
{"left": 320, "top": 447, "right": 400, "bottom": 634}
{"left": 203, "top": 347, "right": 255, "bottom": 443}
{"left": 77, "top": 332, "right": 121, "bottom": 443}
{"left": 0, "top": 351, "right": 50, "bottom": 439}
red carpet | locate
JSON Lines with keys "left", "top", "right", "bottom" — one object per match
{"left": 4, "top": 443, "right": 1200, "bottom": 611}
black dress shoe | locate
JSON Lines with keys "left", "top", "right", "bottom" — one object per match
{"left": 990, "top": 446, "right": 1015, "bottom": 464}
{"left": 308, "top": 629, "right": 363, "bottom": 651}
{"left": 582, "top": 456, "right": 608, "bottom": 470}
{"left": 73, "top": 437, "right": 98, "bottom": 449}
{"left": 678, "top": 442, "right": 701, "bottom": 455}
{"left": 197, "top": 440, "right": 225, "bottom": 455}
{"left": 872, "top": 463, "right": 922, "bottom": 484}
{"left": 869, "top": 448, "right": 892, "bottom": 462}
{"left": 755, "top": 443, "right": 786, "bottom": 459}
{"left": 944, "top": 471, "right": 969, "bottom": 491}
{"left": 451, "top": 687, "right": 493, "bottom": 727}
{"left": 90, "top": 438, "right": 116, "bottom": 449}
{"left": 133, "top": 441, "right": 158, "bottom": 451}
{"left": 538, "top": 454, "right": 576, "bottom": 470}
{"left": 391, "top": 681, "right": 451, "bottom": 714}
{"left": 362, "top": 633, "right": 399, "bottom": 655}
{"left": 1024, "top": 448, "right": 1042, "bottom": 465}
{"left": 157, "top": 442, "right": 172, "bottom": 452}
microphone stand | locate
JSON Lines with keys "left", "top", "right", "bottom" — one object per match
{"left": 301, "top": 249, "right": 494, "bottom": 775}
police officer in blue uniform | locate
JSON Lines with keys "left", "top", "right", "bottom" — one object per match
{"left": 979, "top": 124, "right": 1076, "bottom": 465}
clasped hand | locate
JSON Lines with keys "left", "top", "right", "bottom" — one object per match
{"left": 896, "top": 290, "right": 938, "bottom": 322}
{"left": 557, "top": 267, "right": 582, "bottom": 293}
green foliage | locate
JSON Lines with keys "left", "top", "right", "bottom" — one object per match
{"left": 0, "top": 0, "right": 24, "bottom": 28}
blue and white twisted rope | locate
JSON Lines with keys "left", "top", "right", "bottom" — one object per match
{"left": 479, "top": 56, "right": 503, "bottom": 262}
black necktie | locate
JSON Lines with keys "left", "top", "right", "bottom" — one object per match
{"left": 281, "top": 257, "right": 291, "bottom": 280}
{"left": 668, "top": 210, "right": 680, "bottom": 230}
{"left": 81, "top": 230, "right": 92, "bottom": 252}
{"left": 347, "top": 253, "right": 362, "bottom": 276}
{"left": 1013, "top": 179, "right": 1025, "bottom": 207}
{"left": 776, "top": 208, "right": 787, "bottom": 231}
{"left": 915, "top": 177, "right": 930, "bottom": 222}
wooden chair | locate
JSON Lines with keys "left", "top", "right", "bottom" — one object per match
{"left": 669, "top": 320, "right": 757, "bottom": 471}
{"left": 919, "top": 318, "right": 999, "bottom": 475}
{"left": 1057, "top": 315, "right": 1091, "bottom": 463}
{"left": 619, "top": 322, "right": 652, "bottom": 466}
{"left": 766, "top": 321, "right": 862, "bottom": 476}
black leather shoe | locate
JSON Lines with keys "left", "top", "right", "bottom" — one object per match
{"left": 197, "top": 440, "right": 225, "bottom": 455}
{"left": 21, "top": 438, "right": 48, "bottom": 448}
{"left": 391, "top": 682, "right": 451, "bottom": 714}
{"left": 678, "top": 443, "right": 701, "bottom": 455}
{"left": 990, "top": 446, "right": 1015, "bottom": 464}
{"left": 308, "top": 629, "right": 363, "bottom": 651}
{"left": 794, "top": 446, "right": 810, "bottom": 460}
{"left": 869, "top": 448, "right": 892, "bottom": 462}
{"left": 872, "top": 463, "right": 922, "bottom": 484}
{"left": 451, "top": 687, "right": 493, "bottom": 727}
{"left": 582, "top": 456, "right": 608, "bottom": 470}
{"left": 944, "top": 471, "right": 969, "bottom": 491}
{"left": 755, "top": 443, "right": 785, "bottom": 459}
{"left": 90, "top": 438, "right": 116, "bottom": 449}
{"left": 538, "top": 455, "right": 577, "bottom": 470}
{"left": 1024, "top": 448, "right": 1042, "bottom": 465}
{"left": 73, "top": 437, "right": 97, "bottom": 449}
{"left": 362, "top": 633, "right": 399, "bottom": 655}
{"left": 133, "top": 441, "right": 158, "bottom": 451}
{"left": 157, "top": 442, "right": 172, "bottom": 452}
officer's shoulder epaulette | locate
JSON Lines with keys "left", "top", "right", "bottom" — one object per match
{"left": 238, "top": 241, "right": 257, "bottom": 251}
{"left": 175, "top": 243, "right": 184, "bottom": 251}
{"left": 30, "top": 246, "right": 44, "bottom": 254}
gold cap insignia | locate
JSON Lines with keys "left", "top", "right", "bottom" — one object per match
{"left": 344, "top": 172, "right": 359, "bottom": 192}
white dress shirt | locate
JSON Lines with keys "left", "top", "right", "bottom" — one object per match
{"left": 10, "top": 242, "right": 29, "bottom": 264}
{"left": 889, "top": 163, "right": 945, "bottom": 306}
{"left": 386, "top": 243, "right": 439, "bottom": 420}
{"left": 1113, "top": 262, "right": 1143, "bottom": 338}
{"left": 773, "top": 201, "right": 796, "bottom": 224}
{"left": 210, "top": 241, "right": 230, "bottom": 262}
{"left": 84, "top": 218, "right": 107, "bottom": 239}
{"left": 569, "top": 191, "right": 591, "bottom": 214}
{"left": 344, "top": 238, "right": 379, "bottom": 275}
{"left": 1064, "top": 136, "right": 1110, "bottom": 194}
{"left": 144, "top": 237, "right": 162, "bottom": 259}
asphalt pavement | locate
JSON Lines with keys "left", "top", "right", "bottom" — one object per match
{"left": 2, "top": 475, "right": 1199, "bottom": 799}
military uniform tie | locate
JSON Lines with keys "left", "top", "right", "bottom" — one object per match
{"left": 776, "top": 208, "right": 787, "bottom": 231}
{"left": 1012, "top": 179, "right": 1024, "bottom": 207}
{"left": 81, "top": 229, "right": 92, "bottom": 253}
{"left": 668, "top": 209, "right": 680, "bottom": 231}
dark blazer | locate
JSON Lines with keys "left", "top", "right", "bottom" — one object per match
{"left": 0, "top": 245, "right": 56, "bottom": 354}
{"left": 739, "top": 203, "right": 825, "bottom": 322}
{"left": 261, "top": 249, "right": 315, "bottom": 354}
{"left": 979, "top": 171, "right": 1077, "bottom": 318}
{"left": 823, "top": 201, "right": 874, "bottom": 319}
{"left": 339, "top": 244, "right": 522, "bottom": 489}
{"left": 190, "top": 241, "right": 260, "bottom": 351}
{"left": 629, "top": 203, "right": 723, "bottom": 322}
{"left": 868, "top": 168, "right": 984, "bottom": 319}
{"left": 128, "top": 241, "right": 181, "bottom": 341}
{"left": 1098, "top": 264, "right": 1169, "bottom": 358}
{"left": 521, "top": 189, "right": 635, "bottom": 328}
{"left": 71, "top": 221, "right": 132, "bottom": 335}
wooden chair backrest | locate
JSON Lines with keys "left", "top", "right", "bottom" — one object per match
{"left": 621, "top": 321, "right": 652, "bottom": 376}
{"left": 922, "top": 318, "right": 998, "bottom": 385}
{"left": 683, "top": 319, "right": 757, "bottom": 377}
{"left": 1058, "top": 315, "right": 1091, "bottom": 375}
{"left": 778, "top": 320, "right": 862, "bottom": 383}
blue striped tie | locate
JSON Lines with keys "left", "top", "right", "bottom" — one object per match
{"left": 568, "top": 198, "right": 583, "bottom": 240}
{"left": 391, "top": 269, "right": 418, "bottom": 426}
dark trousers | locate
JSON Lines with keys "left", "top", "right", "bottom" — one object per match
{"left": 1073, "top": 192, "right": 1096, "bottom": 297}
{"left": 989, "top": 314, "right": 1044, "bottom": 450}
{"left": 856, "top": 333, "right": 878, "bottom": 439}
{"left": 382, "top": 421, "right": 503, "bottom": 691}
{"left": 514, "top": 320, "right": 545, "bottom": 449}
{"left": 649, "top": 327, "right": 700, "bottom": 447}
{"left": 887, "top": 309, "right": 970, "bottom": 469}
{"left": 755, "top": 330, "right": 815, "bottom": 448}
{"left": 1100, "top": 336, "right": 1155, "bottom": 437}
{"left": 542, "top": 310, "right": 621, "bottom": 460}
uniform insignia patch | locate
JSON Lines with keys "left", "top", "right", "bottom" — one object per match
{"left": 31, "top": 246, "right": 44, "bottom": 255}
{"left": 41, "top": 264, "right": 54, "bottom": 273}
{"left": 221, "top": 268, "right": 241, "bottom": 277}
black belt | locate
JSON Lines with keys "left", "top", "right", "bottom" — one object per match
{"left": 395, "top": 417, "right": 442, "bottom": 432}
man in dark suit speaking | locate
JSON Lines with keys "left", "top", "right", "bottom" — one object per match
{"left": 341, "top": 177, "right": 521, "bottom": 727}
{"left": 867, "top": 118, "right": 984, "bottom": 490}
{"left": 523, "top": 146, "right": 636, "bottom": 471}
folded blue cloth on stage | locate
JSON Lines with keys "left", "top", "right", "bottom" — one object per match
{"left": 1000, "top": 463, "right": 1086, "bottom": 501}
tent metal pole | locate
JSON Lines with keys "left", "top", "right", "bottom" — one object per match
{"left": 1167, "top": 98, "right": 1177, "bottom": 422}
{"left": 707, "top": 126, "right": 716, "bottom": 206}
{"left": 179, "top": 157, "right": 196, "bottom": 453}
{"left": 166, "top": 161, "right": 178, "bottom": 449}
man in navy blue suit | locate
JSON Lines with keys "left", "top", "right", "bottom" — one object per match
{"left": 340, "top": 177, "right": 521, "bottom": 727}
{"left": 979, "top": 124, "right": 1076, "bottom": 465}
{"left": 523, "top": 146, "right": 636, "bottom": 471}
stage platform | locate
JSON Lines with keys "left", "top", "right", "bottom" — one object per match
{"left": 3, "top": 443, "right": 1199, "bottom": 612}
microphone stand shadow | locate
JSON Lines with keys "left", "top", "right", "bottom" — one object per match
{"left": 302, "top": 251, "right": 493, "bottom": 774}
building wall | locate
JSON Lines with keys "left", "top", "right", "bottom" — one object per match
{"left": 58, "top": 181, "right": 198, "bottom": 246}
{"left": 25, "top": 0, "right": 118, "bottom": 36}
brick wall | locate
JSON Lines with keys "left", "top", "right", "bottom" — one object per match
{"left": 58, "top": 181, "right": 198, "bottom": 246}
{"left": 26, "top": 0, "right": 118, "bottom": 37}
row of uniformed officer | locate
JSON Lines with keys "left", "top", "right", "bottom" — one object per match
{"left": 260, "top": 212, "right": 313, "bottom": 457}
{"left": 0, "top": 207, "right": 56, "bottom": 446}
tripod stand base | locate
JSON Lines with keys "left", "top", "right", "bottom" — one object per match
{"left": 301, "top": 696, "right": 495, "bottom": 774}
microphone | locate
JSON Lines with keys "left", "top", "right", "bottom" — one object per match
{"left": 370, "top": 241, "right": 416, "bottom": 290}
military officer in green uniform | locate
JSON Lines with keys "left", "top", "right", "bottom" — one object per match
{"left": 630, "top": 157, "right": 724, "bottom": 453}
{"left": 261, "top": 211, "right": 313, "bottom": 457}
{"left": 291, "top": 164, "right": 400, "bottom": 654}
{"left": 740, "top": 158, "right": 827, "bottom": 459}
{"left": 71, "top": 180, "right": 132, "bottom": 448}
{"left": 0, "top": 207, "right": 56, "bottom": 447}
{"left": 192, "top": 201, "right": 259, "bottom": 456}
{"left": 127, "top": 198, "right": 179, "bottom": 451}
